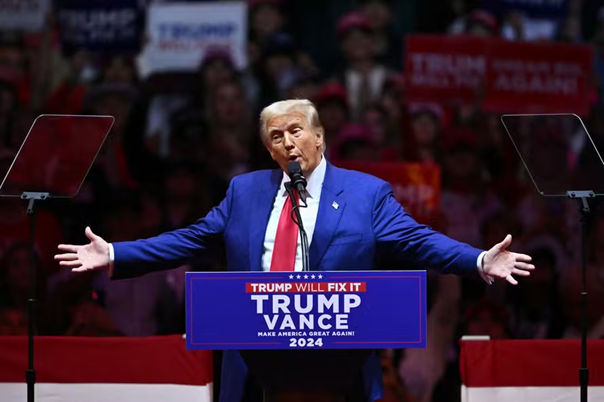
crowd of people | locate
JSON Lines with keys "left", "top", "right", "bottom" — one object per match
{"left": 1, "top": 0, "right": 604, "bottom": 401}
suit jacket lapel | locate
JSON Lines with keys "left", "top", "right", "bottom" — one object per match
{"left": 309, "top": 162, "right": 345, "bottom": 271}
{"left": 248, "top": 169, "right": 281, "bottom": 271}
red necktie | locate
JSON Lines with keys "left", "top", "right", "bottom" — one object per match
{"left": 270, "top": 190, "right": 299, "bottom": 271}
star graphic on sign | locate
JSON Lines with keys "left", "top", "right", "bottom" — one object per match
{"left": 297, "top": 275, "right": 301, "bottom": 279}
{"left": 304, "top": 275, "right": 309, "bottom": 279}
{"left": 318, "top": 274, "right": 323, "bottom": 279}
{"left": 289, "top": 275, "right": 294, "bottom": 279}
{"left": 311, "top": 274, "right": 316, "bottom": 279}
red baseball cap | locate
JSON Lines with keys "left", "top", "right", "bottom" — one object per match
{"left": 315, "top": 82, "right": 348, "bottom": 106}
{"left": 336, "top": 12, "right": 373, "bottom": 37}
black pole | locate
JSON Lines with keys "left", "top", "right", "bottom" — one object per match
{"left": 26, "top": 198, "right": 36, "bottom": 402}
{"left": 579, "top": 196, "right": 589, "bottom": 402}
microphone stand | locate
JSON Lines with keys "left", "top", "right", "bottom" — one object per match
{"left": 285, "top": 182, "right": 309, "bottom": 271}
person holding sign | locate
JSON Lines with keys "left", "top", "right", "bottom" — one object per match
{"left": 55, "top": 99, "right": 534, "bottom": 402}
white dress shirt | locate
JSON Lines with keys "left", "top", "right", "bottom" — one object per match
{"left": 261, "top": 155, "right": 326, "bottom": 272}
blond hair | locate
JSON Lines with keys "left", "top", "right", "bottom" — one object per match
{"left": 259, "top": 99, "right": 325, "bottom": 152}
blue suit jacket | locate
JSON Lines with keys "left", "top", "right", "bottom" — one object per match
{"left": 112, "top": 161, "right": 483, "bottom": 401}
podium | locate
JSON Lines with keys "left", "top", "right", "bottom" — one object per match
{"left": 185, "top": 270, "right": 427, "bottom": 400}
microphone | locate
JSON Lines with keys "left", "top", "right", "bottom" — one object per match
{"left": 286, "top": 161, "right": 309, "bottom": 271}
{"left": 287, "top": 161, "right": 307, "bottom": 204}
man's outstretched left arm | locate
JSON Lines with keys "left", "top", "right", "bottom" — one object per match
{"left": 372, "top": 182, "right": 534, "bottom": 284}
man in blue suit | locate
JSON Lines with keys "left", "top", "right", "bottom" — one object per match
{"left": 56, "top": 99, "right": 534, "bottom": 402}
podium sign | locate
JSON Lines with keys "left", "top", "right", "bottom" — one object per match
{"left": 185, "top": 270, "right": 427, "bottom": 350}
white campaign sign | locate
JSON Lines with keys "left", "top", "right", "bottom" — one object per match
{"left": 137, "top": 2, "right": 247, "bottom": 77}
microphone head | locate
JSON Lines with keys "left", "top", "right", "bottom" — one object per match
{"left": 288, "top": 161, "right": 302, "bottom": 176}
{"left": 287, "top": 161, "right": 306, "bottom": 186}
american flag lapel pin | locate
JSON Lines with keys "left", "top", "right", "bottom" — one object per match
{"left": 332, "top": 201, "right": 339, "bottom": 210}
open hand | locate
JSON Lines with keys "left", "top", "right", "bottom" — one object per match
{"left": 55, "top": 227, "right": 110, "bottom": 273}
{"left": 483, "top": 234, "right": 534, "bottom": 285}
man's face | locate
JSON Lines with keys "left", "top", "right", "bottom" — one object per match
{"left": 251, "top": 5, "right": 283, "bottom": 38}
{"left": 214, "top": 83, "right": 244, "bottom": 125}
{"left": 265, "top": 111, "right": 323, "bottom": 175}
{"left": 318, "top": 102, "right": 347, "bottom": 134}
{"left": 342, "top": 30, "right": 374, "bottom": 61}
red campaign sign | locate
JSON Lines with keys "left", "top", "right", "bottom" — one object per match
{"left": 483, "top": 39, "right": 593, "bottom": 114}
{"left": 245, "top": 282, "right": 367, "bottom": 293}
{"left": 405, "top": 35, "right": 489, "bottom": 105}
{"left": 405, "top": 35, "right": 594, "bottom": 115}
{"left": 335, "top": 161, "right": 441, "bottom": 223}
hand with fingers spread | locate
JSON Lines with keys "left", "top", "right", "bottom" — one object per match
{"left": 482, "top": 234, "right": 535, "bottom": 285}
{"left": 55, "top": 227, "right": 110, "bottom": 273}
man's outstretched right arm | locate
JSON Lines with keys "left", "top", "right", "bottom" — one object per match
{"left": 56, "top": 178, "right": 234, "bottom": 280}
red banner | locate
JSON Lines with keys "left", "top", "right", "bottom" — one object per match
{"left": 0, "top": 335, "right": 213, "bottom": 402}
{"left": 460, "top": 339, "right": 604, "bottom": 388}
{"left": 405, "top": 35, "right": 594, "bottom": 115}
{"left": 0, "top": 335, "right": 212, "bottom": 384}
{"left": 336, "top": 161, "right": 440, "bottom": 223}
{"left": 459, "top": 339, "right": 604, "bottom": 402}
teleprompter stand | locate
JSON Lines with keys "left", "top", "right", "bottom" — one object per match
{"left": 568, "top": 190, "right": 595, "bottom": 402}
{"left": 501, "top": 113, "right": 604, "bottom": 402}
{"left": 22, "top": 191, "right": 47, "bottom": 402}
{"left": 0, "top": 114, "right": 114, "bottom": 402}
